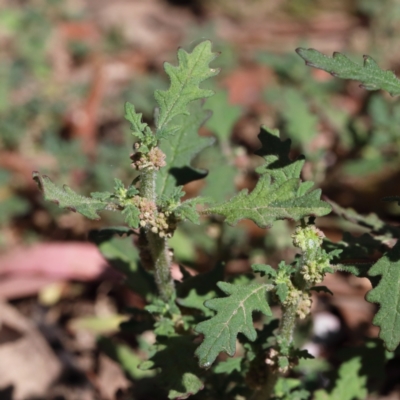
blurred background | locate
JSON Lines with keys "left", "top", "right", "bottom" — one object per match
{"left": 1, "top": 0, "right": 400, "bottom": 399}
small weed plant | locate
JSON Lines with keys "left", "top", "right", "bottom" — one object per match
{"left": 34, "top": 41, "right": 400, "bottom": 399}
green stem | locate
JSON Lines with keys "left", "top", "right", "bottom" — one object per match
{"left": 253, "top": 223, "right": 325, "bottom": 398}
{"left": 139, "top": 168, "right": 156, "bottom": 202}
{"left": 139, "top": 167, "right": 175, "bottom": 302}
{"left": 251, "top": 302, "right": 299, "bottom": 400}
{"left": 147, "top": 231, "right": 175, "bottom": 301}
{"left": 279, "top": 302, "right": 299, "bottom": 347}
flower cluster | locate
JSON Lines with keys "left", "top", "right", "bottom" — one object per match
{"left": 292, "top": 225, "right": 325, "bottom": 254}
{"left": 130, "top": 146, "right": 166, "bottom": 171}
{"left": 132, "top": 196, "right": 175, "bottom": 238}
{"left": 292, "top": 224, "right": 332, "bottom": 285}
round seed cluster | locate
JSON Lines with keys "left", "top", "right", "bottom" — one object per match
{"left": 283, "top": 286, "right": 302, "bottom": 307}
{"left": 131, "top": 147, "right": 166, "bottom": 171}
{"left": 301, "top": 259, "right": 329, "bottom": 284}
{"left": 296, "top": 292, "right": 312, "bottom": 319}
{"left": 132, "top": 196, "right": 175, "bottom": 238}
{"left": 146, "top": 211, "right": 174, "bottom": 238}
{"left": 281, "top": 285, "right": 312, "bottom": 319}
{"left": 133, "top": 196, "right": 157, "bottom": 220}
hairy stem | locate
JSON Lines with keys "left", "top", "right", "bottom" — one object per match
{"left": 251, "top": 301, "right": 299, "bottom": 400}
{"left": 139, "top": 168, "right": 156, "bottom": 202}
{"left": 139, "top": 167, "right": 175, "bottom": 302}
{"left": 279, "top": 302, "right": 299, "bottom": 347}
{"left": 147, "top": 231, "right": 175, "bottom": 301}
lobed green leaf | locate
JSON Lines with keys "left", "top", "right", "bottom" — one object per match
{"left": 157, "top": 101, "right": 214, "bottom": 198}
{"left": 195, "top": 281, "right": 273, "bottom": 368}
{"left": 155, "top": 40, "right": 219, "bottom": 139}
{"left": 206, "top": 127, "right": 331, "bottom": 228}
{"left": 366, "top": 240, "right": 400, "bottom": 351}
{"left": 251, "top": 264, "right": 277, "bottom": 278}
{"left": 32, "top": 172, "right": 116, "bottom": 220}
{"left": 122, "top": 204, "right": 141, "bottom": 228}
{"left": 124, "top": 102, "right": 152, "bottom": 139}
{"left": 296, "top": 48, "right": 400, "bottom": 96}
{"left": 173, "top": 197, "right": 210, "bottom": 225}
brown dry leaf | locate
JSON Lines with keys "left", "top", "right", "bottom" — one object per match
{"left": 0, "top": 301, "right": 62, "bottom": 399}
{"left": 96, "top": 354, "right": 130, "bottom": 400}
{"left": 0, "top": 243, "right": 109, "bottom": 299}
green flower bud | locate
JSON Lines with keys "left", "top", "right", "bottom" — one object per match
{"left": 292, "top": 225, "right": 325, "bottom": 252}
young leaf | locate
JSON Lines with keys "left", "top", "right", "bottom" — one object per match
{"left": 173, "top": 197, "right": 209, "bottom": 224}
{"left": 206, "top": 127, "right": 331, "bottom": 228}
{"left": 124, "top": 102, "right": 153, "bottom": 141}
{"left": 33, "top": 172, "right": 115, "bottom": 220}
{"left": 141, "top": 336, "right": 204, "bottom": 399}
{"left": 366, "top": 240, "right": 400, "bottom": 351}
{"left": 155, "top": 40, "right": 219, "bottom": 139}
{"left": 157, "top": 102, "right": 214, "bottom": 198}
{"left": 296, "top": 48, "right": 400, "bottom": 96}
{"left": 251, "top": 264, "right": 277, "bottom": 278}
{"left": 122, "top": 204, "right": 141, "bottom": 228}
{"left": 314, "top": 357, "right": 367, "bottom": 400}
{"left": 195, "top": 281, "right": 273, "bottom": 368}
{"left": 276, "top": 283, "right": 288, "bottom": 303}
